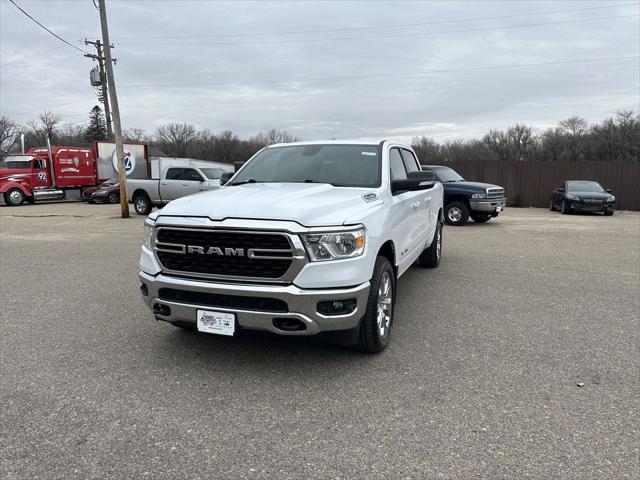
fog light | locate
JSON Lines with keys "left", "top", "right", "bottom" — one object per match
{"left": 140, "top": 283, "right": 149, "bottom": 296}
{"left": 317, "top": 299, "right": 357, "bottom": 316}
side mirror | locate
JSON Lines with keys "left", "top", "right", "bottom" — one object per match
{"left": 558, "top": 187, "right": 565, "bottom": 192}
{"left": 391, "top": 171, "right": 435, "bottom": 194}
{"left": 606, "top": 188, "right": 613, "bottom": 193}
{"left": 220, "top": 172, "right": 233, "bottom": 186}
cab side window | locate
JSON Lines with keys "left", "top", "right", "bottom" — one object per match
{"left": 389, "top": 148, "right": 408, "bottom": 182}
{"left": 165, "top": 168, "right": 183, "bottom": 180}
{"left": 400, "top": 149, "right": 419, "bottom": 174}
{"left": 180, "top": 168, "right": 203, "bottom": 182}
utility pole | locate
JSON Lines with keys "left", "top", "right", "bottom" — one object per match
{"left": 97, "top": 0, "right": 129, "bottom": 218}
{"left": 84, "top": 39, "right": 113, "bottom": 139}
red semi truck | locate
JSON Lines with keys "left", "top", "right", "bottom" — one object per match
{"left": 0, "top": 142, "right": 148, "bottom": 206}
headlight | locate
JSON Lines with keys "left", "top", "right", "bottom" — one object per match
{"left": 301, "top": 228, "right": 365, "bottom": 261}
{"left": 471, "top": 193, "right": 486, "bottom": 199}
{"left": 143, "top": 222, "right": 154, "bottom": 249}
{"left": 565, "top": 194, "right": 579, "bottom": 201}
{"left": 607, "top": 195, "right": 615, "bottom": 202}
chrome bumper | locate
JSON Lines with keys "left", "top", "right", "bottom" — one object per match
{"left": 138, "top": 272, "right": 370, "bottom": 336}
{"left": 469, "top": 197, "right": 506, "bottom": 212}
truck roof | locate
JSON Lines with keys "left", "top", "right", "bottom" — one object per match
{"left": 266, "top": 140, "right": 390, "bottom": 148}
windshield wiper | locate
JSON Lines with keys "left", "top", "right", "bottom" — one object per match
{"left": 230, "top": 179, "right": 258, "bottom": 186}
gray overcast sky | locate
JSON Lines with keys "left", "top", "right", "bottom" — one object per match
{"left": 1, "top": 0, "right": 638, "bottom": 143}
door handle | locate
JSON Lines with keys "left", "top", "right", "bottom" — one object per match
{"left": 160, "top": 182, "right": 168, "bottom": 185}
{"left": 410, "top": 201, "right": 420, "bottom": 209}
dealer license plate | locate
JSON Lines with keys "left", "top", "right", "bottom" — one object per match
{"left": 496, "top": 205, "right": 503, "bottom": 212}
{"left": 197, "top": 310, "right": 235, "bottom": 336}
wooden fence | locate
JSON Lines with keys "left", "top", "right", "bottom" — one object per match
{"left": 441, "top": 160, "right": 640, "bottom": 211}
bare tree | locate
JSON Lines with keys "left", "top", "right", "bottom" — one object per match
{"left": 507, "top": 124, "right": 536, "bottom": 161}
{"left": 155, "top": 123, "right": 197, "bottom": 157}
{"left": 0, "top": 116, "right": 21, "bottom": 155}
{"left": 124, "top": 128, "right": 151, "bottom": 143}
{"left": 215, "top": 130, "right": 241, "bottom": 164}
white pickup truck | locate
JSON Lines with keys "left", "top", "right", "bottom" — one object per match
{"left": 138, "top": 141, "right": 444, "bottom": 353}
{"left": 127, "top": 165, "right": 231, "bottom": 215}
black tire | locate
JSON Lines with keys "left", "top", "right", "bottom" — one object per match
{"left": 549, "top": 199, "right": 555, "bottom": 211}
{"left": 444, "top": 201, "right": 469, "bottom": 226}
{"left": 133, "top": 193, "right": 152, "bottom": 215}
{"left": 470, "top": 213, "right": 491, "bottom": 223}
{"left": 357, "top": 256, "right": 395, "bottom": 354}
{"left": 604, "top": 209, "right": 614, "bottom": 216}
{"left": 418, "top": 220, "right": 442, "bottom": 268}
{"left": 107, "top": 191, "right": 119, "bottom": 204}
{"left": 561, "top": 200, "right": 570, "bottom": 215}
{"left": 4, "top": 188, "right": 25, "bottom": 206}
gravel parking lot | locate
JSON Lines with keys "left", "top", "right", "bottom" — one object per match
{"left": 1, "top": 203, "right": 638, "bottom": 479}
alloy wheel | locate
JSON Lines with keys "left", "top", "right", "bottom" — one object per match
{"left": 376, "top": 271, "right": 393, "bottom": 338}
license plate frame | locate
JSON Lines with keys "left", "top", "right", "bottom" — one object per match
{"left": 197, "top": 310, "right": 236, "bottom": 336}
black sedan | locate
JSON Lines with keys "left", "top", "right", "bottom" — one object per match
{"left": 88, "top": 180, "right": 120, "bottom": 204}
{"left": 550, "top": 180, "right": 615, "bottom": 216}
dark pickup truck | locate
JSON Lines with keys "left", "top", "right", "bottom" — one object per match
{"left": 421, "top": 165, "right": 506, "bottom": 226}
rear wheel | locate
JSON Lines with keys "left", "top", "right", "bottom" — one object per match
{"left": 107, "top": 191, "right": 119, "bottom": 204}
{"left": 470, "top": 213, "right": 491, "bottom": 223}
{"left": 445, "top": 201, "right": 469, "bottom": 226}
{"left": 418, "top": 220, "right": 442, "bottom": 268}
{"left": 549, "top": 199, "right": 555, "bottom": 211}
{"left": 357, "top": 256, "right": 395, "bottom": 354}
{"left": 4, "top": 188, "right": 25, "bottom": 206}
{"left": 133, "top": 193, "right": 152, "bottom": 215}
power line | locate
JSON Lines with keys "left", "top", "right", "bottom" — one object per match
{"left": 115, "top": 2, "right": 639, "bottom": 40}
{"left": 2, "top": 96, "right": 98, "bottom": 116}
{"left": 117, "top": 55, "right": 639, "bottom": 90}
{"left": 8, "top": 0, "right": 89, "bottom": 55}
{"left": 119, "top": 14, "right": 639, "bottom": 46}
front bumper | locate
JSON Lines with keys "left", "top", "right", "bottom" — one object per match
{"left": 138, "top": 271, "right": 370, "bottom": 336}
{"left": 568, "top": 200, "right": 614, "bottom": 212}
{"left": 469, "top": 197, "right": 506, "bottom": 213}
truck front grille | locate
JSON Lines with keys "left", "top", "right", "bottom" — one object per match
{"left": 155, "top": 228, "right": 294, "bottom": 279}
{"left": 158, "top": 288, "right": 288, "bottom": 313}
{"left": 486, "top": 187, "right": 505, "bottom": 199}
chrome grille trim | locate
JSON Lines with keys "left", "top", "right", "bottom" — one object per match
{"left": 153, "top": 226, "right": 307, "bottom": 284}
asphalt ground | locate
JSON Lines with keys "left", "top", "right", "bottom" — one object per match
{"left": 1, "top": 202, "right": 638, "bottom": 479}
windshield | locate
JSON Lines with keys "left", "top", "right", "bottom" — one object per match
{"left": 200, "top": 168, "right": 224, "bottom": 180}
{"left": 0, "top": 156, "right": 33, "bottom": 169}
{"left": 567, "top": 181, "right": 604, "bottom": 193}
{"left": 231, "top": 144, "right": 381, "bottom": 188}
{"left": 431, "top": 166, "right": 464, "bottom": 183}
{"left": 100, "top": 179, "right": 118, "bottom": 187}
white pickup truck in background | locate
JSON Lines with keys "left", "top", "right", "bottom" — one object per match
{"left": 138, "top": 141, "right": 444, "bottom": 353}
{"left": 128, "top": 163, "right": 234, "bottom": 215}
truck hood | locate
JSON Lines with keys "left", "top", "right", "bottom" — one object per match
{"left": 157, "top": 182, "right": 383, "bottom": 227}
{"left": 566, "top": 191, "right": 611, "bottom": 200}
{"left": 444, "top": 180, "right": 502, "bottom": 192}
{"left": 0, "top": 169, "right": 32, "bottom": 180}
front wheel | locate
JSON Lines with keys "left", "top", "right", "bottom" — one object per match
{"left": 133, "top": 194, "right": 152, "bottom": 215}
{"left": 4, "top": 188, "right": 25, "bottom": 206}
{"left": 107, "top": 191, "right": 119, "bottom": 204}
{"left": 549, "top": 199, "right": 555, "bottom": 211}
{"left": 418, "top": 220, "right": 442, "bottom": 268}
{"left": 561, "top": 200, "right": 570, "bottom": 215}
{"left": 604, "top": 208, "right": 614, "bottom": 216}
{"left": 357, "top": 256, "right": 395, "bottom": 354}
{"left": 444, "top": 201, "right": 469, "bottom": 226}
